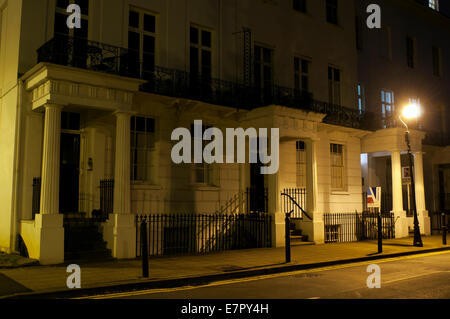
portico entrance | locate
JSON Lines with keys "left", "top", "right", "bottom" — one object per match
{"left": 59, "top": 112, "right": 81, "bottom": 214}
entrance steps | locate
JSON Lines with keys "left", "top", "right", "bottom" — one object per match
{"left": 289, "top": 223, "right": 314, "bottom": 246}
{"left": 64, "top": 217, "right": 113, "bottom": 262}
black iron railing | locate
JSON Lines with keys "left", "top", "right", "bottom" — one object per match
{"left": 136, "top": 213, "right": 272, "bottom": 257}
{"left": 323, "top": 212, "right": 395, "bottom": 244}
{"left": 32, "top": 177, "right": 41, "bottom": 219}
{"left": 37, "top": 35, "right": 365, "bottom": 129}
{"left": 281, "top": 188, "right": 307, "bottom": 219}
{"left": 99, "top": 179, "right": 114, "bottom": 219}
{"left": 429, "top": 211, "right": 450, "bottom": 234}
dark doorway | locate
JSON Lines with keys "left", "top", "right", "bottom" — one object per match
{"left": 59, "top": 133, "right": 80, "bottom": 214}
{"left": 249, "top": 138, "right": 267, "bottom": 213}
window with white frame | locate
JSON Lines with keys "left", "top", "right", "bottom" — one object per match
{"left": 381, "top": 90, "right": 395, "bottom": 126}
{"left": 191, "top": 124, "right": 214, "bottom": 185}
{"left": 294, "top": 57, "right": 310, "bottom": 93}
{"left": 128, "top": 8, "right": 156, "bottom": 79}
{"left": 55, "top": 0, "right": 89, "bottom": 38}
{"left": 429, "top": 0, "right": 439, "bottom": 11}
{"left": 254, "top": 45, "right": 274, "bottom": 90}
{"left": 330, "top": 143, "right": 344, "bottom": 190}
{"left": 296, "top": 141, "right": 307, "bottom": 188}
{"left": 131, "top": 116, "right": 157, "bottom": 183}
{"left": 190, "top": 25, "right": 212, "bottom": 80}
{"left": 328, "top": 66, "right": 341, "bottom": 106}
{"left": 357, "top": 84, "right": 365, "bottom": 114}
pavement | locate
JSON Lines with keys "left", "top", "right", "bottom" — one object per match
{"left": 0, "top": 235, "right": 448, "bottom": 299}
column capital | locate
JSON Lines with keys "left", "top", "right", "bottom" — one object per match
{"left": 44, "top": 103, "right": 64, "bottom": 111}
{"left": 113, "top": 110, "right": 136, "bottom": 118}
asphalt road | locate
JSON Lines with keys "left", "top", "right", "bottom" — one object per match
{"left": 96, "top": 251, "right": 450, "bottom": 299}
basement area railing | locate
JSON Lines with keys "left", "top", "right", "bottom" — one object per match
{"left": 323, "top": 212, "right": 395, "bottom": 244}
{"left": 136, "top": 213, "right": 272, "bottom": 257}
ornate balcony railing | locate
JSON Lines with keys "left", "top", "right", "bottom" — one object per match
{"left": 36, "top": 35, "right": 368, "bottom": 129}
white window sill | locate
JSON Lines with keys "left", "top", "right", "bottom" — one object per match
{"left": 331, "top": 191, "right": 350, "bottom": 195}
{"left": 131, "top": 183, "right": 162, "bottom": 190}
{"left": 191, "top": 185, "right": 220, "bottom": 191}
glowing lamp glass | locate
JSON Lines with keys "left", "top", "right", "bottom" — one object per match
{"left": 402, "top": 104, "right": 420, "bottom": 119}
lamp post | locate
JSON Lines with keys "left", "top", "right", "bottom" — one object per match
{"left": 399, "top": 104, "right": 423, "bottom": 247}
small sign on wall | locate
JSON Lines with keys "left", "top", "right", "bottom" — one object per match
{"left": 402, "top": 167, "right": 411, "bottom": 183}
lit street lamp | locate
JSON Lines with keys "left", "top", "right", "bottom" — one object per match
{"left": 399, "top": 103, "right": 423, "bottom": 247}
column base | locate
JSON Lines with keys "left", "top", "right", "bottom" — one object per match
{"left": 418, "top": 210, "right": 431, "bottom": 236}
{"left": 392, "top": 210, "right": 409, "bottom": 238}
{"left": 103, "top": 214, "right": 136, "bottom": 259}
{"left": 301, "top": 219, "right": 324, "bottom": 244}
{"left": 20, "top": 214, "right": 64, "bottom": 265}
{"left": 272, "top": 213, "right": 285, "bottom": 248}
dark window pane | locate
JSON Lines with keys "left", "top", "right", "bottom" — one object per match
{"left": 146, "top": 118, "right": 155, "bottom": 133}
{"left": 301, "top": 59, "right": 309, "bottom": 73}
{"left": 128, "top": 31, "right": 140, "bottom": 51}
{"left": 190, "top": 27, "right": 199, "bottom": 44}
{"left": 294, "top": 57, "right": 300, "bottom": 71}
{"left": 57, "top": 0, "right": 69, "bottom": 9}
{"left": 302, "top": 76, "right": 309, "bottom": 91}
{"left": 190, "top": 47, "right": 199, "bottom": 73}
{"left": 75, "top": 0, "right": 89, "bottom": 15}
{"left": 263, "top": 48, "right": 271, "bottom": 63}
{"left": 74, "top": 18, "right": 88, "bottom": 39}
{"left": 201, "top": 50, "right": 211, "bottom": 68}
{"left": 143, "top": 53, "right": 155, "bottom": 71}
{"left": 254, "top": 46, "right": 261, "bottom": 62}
{"left": 136, "top": 117, "right": 145, "bottom": 132}
{"left": 131, "top": 117, "right": 135, "bottom": 130}
{"left": 144, "top": 14, "right": 155, "bottom": 33}
{"left": 54, "top": 12, "right": 69, "bottom": 35}
{"left": 293, "top": 0, "right": 306, "bottom": 12}
{"left": 328, "top": 67, "right": 332, "bottom": 80}
{"left": 143, "top": 35, "right": 155, "bottom": 53}
{"left": 201, "top": 30, "right": 211, "bottom": 47}
{"left": 334, "top": 69, "right": 340, "bottom": 81}
{"left": 129, "top": 11, "right": 139, "bottom": 28}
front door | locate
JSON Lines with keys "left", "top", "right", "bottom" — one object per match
{"left": 59, "top": 133, "right": 80, "bottom": 214}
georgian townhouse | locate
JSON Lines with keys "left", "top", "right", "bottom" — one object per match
{"left": 0, "top": 0, "right": 437, "bottom": 264}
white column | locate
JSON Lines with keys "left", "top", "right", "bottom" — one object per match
{"left": 391, "top": 150, "right": 408, "bottom": 238}
{"left": 304, "top": 139, "right": 324, "bottom": 244}
{"left": 28, "top": 104, "right": 65, "bottom": 264}
{"left": 414, "top": 152, "right": 430, "bottom": 235}
{"left": 268, "top": 166, "right": 283, "bottom": 247}
{"left": 103, "top": 111, "right": 136, "bottom": 259}
{"left": 40, "top": 104, "right": 62, "bottom": 215}
{"left": 113, "top": 112, "right": 131, "bottom": 215}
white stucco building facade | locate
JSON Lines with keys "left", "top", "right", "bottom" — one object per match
{"left": 0, "top": 0, "right": 436, "bottom": 264}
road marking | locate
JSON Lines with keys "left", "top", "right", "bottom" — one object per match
{"left": 77, "top": 250, "right": 450, "bottom": 299}
{"left": 383, "top": 270, "right": 450, "bottom": 285}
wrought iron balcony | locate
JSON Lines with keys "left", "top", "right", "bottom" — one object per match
{"left": 37, "top": 35, "right": 363, "bottom": 129}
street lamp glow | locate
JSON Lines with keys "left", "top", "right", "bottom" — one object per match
{"left": 402, "top": 103, "right": 421, "bottom": 119}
